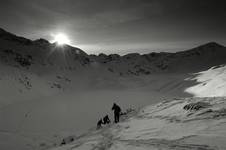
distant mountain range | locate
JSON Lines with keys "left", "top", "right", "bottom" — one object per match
{"left": 1, "top": 28, "right": 226, "bottom": 76}
{"left": 1, "top": 27, "right": 226, "bottom": 150}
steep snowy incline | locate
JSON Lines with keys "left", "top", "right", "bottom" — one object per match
{"left": 50, "top": 97, "right": 226, "bottom": 150}
{"left": 185, "top": 64, "right": 226, "bottom": 97}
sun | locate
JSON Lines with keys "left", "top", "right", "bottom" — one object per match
{"left": 53, "top": 33, "right": 70, "bottom": 45}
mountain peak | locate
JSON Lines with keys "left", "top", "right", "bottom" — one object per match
{"left": 34, "top": 38, "right": 50, "bottom": 44}
{"left": 199, "top": 42, "right": 224, "bottom": 49}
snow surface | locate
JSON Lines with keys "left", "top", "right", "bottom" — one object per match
{"left": 50, "top": 97, "right": 226, "bottom": 150}
{"left": 185, "top": 65, "right": 226, "bottom": 97}
{"left": 1, "top": 28, "right": 226, "bottom": 150}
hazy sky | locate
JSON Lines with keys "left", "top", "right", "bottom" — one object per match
{"left": 0, "top": 0, "right": 226, "bottom": 54}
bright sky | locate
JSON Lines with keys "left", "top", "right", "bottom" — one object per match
{"left": 0, "top": 0, "right": 226, "bottom": 54}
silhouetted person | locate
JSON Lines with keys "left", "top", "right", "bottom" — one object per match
{"left": 103, "top": 115, "right": 111, "bottom": 124}
{"left": 112, "top": 103, "right": 121, "bottom": 123}
{"left": 61, "top": 139, "right": 66, "bottom": 145}
{"left": 97, "top": 118, "right": 103, "bottom": 129}
{"left": 61, "top": 136, "right": 74, "bottom": 145}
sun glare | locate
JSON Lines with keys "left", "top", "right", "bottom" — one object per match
{"left": 53, "top": 33, "right": 70, "bottom": 45}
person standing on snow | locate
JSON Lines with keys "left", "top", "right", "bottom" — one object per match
{"left": 112, "top": 103, "right": 121, "bottom": 123}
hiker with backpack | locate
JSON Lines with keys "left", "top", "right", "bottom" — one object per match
{"left": 112, "top": 103, "right": 121, "bottom": 123}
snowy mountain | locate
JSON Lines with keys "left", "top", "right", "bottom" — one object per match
{"left": 50, "top": 97, "right": 226, "bottom": 150}
{"left": 0, "top": 28, "right": 88, "bottom": 69}
{"left": 186, "top": 64, "right": 226, "bottom": 97}
{"left": 89, "top": 42, "right": 226, "bottom": 75}
{"left": 0, "top": 28, "right": 226, "bottom": 150}
{"left": 1, "top": 28, "right": 226, "bottom": 76}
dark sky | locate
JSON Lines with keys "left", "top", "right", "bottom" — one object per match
{"left": 0, "top": 0, "right": 226, "bottom": 54}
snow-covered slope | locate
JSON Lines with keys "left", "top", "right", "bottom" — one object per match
{"left": 1, "top": 27, "right": 226, "bottom": 150}
{"left": 185, "top": 64, "right": 226, "bottom": 97}
{"left": 0, "top": 39, "right": 88, "bottom": 71}
{"left": 1, "top": 28, "right": 226, "bottom": 76}
{"left": 50, "top": 97, "right": 226, "bottom": 150}
{"left": 89, "top": 42, "right": 226, "bottom": 75}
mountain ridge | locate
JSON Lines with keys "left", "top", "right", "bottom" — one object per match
{"left": 0, "top": 27, "right": 225, "bottom": 56}
{"left": 1, "top": 27, "right": 226, "bottom": 150}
